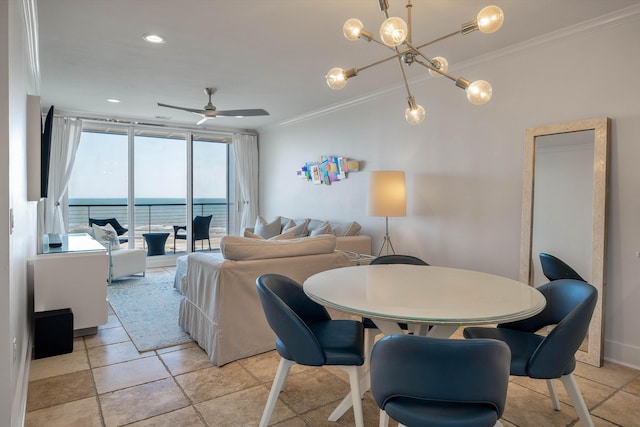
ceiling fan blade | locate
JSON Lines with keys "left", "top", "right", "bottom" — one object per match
{"left": 214, "top": 108, "right": 269, "bottom": 117}
{"left": 196, "top": 116, "right": 210, "bottom": 125}
{"left": 157, "top": 102, "right": 205, "bottom": 114}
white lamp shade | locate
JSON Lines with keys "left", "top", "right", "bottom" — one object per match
{"left": 367, "top": 171, "right": 406, "bottom": 217}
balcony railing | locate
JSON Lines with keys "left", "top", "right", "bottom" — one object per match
{"left": 69, "top": 200, "right": 229, "bottom": 254}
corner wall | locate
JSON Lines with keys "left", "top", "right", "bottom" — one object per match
{"left": 258, "top": 11, "right": 640, "bottom": 368}
{"left": 1, "top": 0, "right": 39, "bottom": 424}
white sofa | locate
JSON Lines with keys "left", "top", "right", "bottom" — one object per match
{"left": 177, "top": 234, "right": 352, "bottom": 365}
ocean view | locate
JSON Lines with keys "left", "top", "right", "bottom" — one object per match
{"left": 69, "top": 198, "right": 229, "bottom": 250}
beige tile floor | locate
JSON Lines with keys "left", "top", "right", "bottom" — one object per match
{"left": 25, "top": 268, "right": 640, "bottom": 427}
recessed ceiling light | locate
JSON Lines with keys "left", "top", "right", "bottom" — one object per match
{"left": 106, "top": 98, "right": 121, "bottom": 103}
{"left": 143, "top": 34, "right": 165, "bottom": 44}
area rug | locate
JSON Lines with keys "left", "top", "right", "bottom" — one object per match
{"left": 107, "top": 272, "right": 193, "bottom": 352}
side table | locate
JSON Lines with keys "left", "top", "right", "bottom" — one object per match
{"left": 143, "top": 232, "right": 170, "bottom": 256}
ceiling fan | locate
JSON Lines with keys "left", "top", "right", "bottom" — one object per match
{"left": 157, "top": 87, "right": 269, "bottom": 125}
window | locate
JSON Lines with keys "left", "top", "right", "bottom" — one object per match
{"left": 68, "top": 124, "right": 232, "bottom": 261}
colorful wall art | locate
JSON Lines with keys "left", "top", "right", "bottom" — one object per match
{"left": 297, "top": 156, "right": 360, "bottom": 185}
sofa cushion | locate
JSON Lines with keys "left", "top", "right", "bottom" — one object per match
{"left": 244, "top": 229, "right": 296, "bottom": 240}
{"left": 220, "top": 234, "right": 337, "bottom": 261}
{"left": 331, "top": 221, "right": 362, "bottom": 237}
{"left": 254, "top": 216, "right": 282, "bottom": 239}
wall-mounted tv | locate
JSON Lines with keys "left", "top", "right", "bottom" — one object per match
{"left": 41, "top": 105, "right": 54, "bottom": 198}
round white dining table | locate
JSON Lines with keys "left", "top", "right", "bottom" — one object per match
{"left": 304, "top": 264, "right": 546, "bottom": 337}
{"left": 303, "top": 264, "right": 546, "bottom": 423}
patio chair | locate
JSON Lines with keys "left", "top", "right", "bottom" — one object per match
{"left": 173, "top": 214, "right": 212, "bottom": 252}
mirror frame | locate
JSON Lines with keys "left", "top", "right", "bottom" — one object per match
{"left": 519, "top": 117, "right": 610, "bottom": 367}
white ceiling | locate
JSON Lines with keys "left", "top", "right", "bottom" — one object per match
{"left": 37, "top": 0, "right": 640, "bottom": 131}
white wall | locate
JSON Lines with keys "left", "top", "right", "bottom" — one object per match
{"left": 259, "top": 11, "right": 640, "bottom": 368}
{"left": 1, "top": 0, "right": 39, "bottom": 424}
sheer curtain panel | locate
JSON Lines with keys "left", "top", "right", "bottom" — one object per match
{"left": 232, "top": 133, "right": 259, "bottom": 232}
{"left": 43, "top": 117, "right": 82, "bottom": 234}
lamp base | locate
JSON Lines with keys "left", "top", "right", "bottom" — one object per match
{"left": 377, "top": 216, "right": 397, "bottom": 256}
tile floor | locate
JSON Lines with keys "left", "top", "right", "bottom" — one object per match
{"left": 25, "top": 268, "right": 640, "bottom": 426}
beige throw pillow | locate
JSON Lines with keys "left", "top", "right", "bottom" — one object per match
{"left": 282, "top": 219, "right": 309, "bottom": 237}
{"left": 331, "top": 221, "right": 362, "bottom": 237}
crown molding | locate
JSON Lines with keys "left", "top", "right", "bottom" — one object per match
{"left": 22, "top": 0, "right": 40, "bottom": 94}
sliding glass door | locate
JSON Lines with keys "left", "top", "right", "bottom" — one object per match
{"left": 68, "top": 124, "right": 231, "bottom": 264}
{"left": 134, "top": 130, "right": 187, "bottom": 256}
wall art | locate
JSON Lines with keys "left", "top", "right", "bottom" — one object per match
{"left": 297, "top": 156, "right": 359, "bottom": 185}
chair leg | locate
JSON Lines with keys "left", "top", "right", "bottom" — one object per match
{"left": 560, "top": 373, "right": 594, "bottom": 427}
{"left": 379, "top": 409, "right": 389, "bottom": 427}
{"left": 259, "top": 358, "right": 294, "bottom": 427}
{"left": 343, "top": 365, "right": 364, "bottom": 427}
{"left": 546, "top": 379, "right": 561, "bottom": 410}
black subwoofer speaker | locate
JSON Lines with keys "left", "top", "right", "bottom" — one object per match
{"left": 34, "top": 308, "right": 73, "bottom": 359}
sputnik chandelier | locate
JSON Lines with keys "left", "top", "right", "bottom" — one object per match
{"left": 325, "top": 0, "right": 505, "bottom": 125}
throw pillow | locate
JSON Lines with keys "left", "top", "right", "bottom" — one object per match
{"left": 92, "top": 223, "right": 121, "bottom": 250}
{"left": 254, "top": 216, "right": 282, "bottom": 239}
{"left": 310, "top": 222, "right": 332, "bottom": 236}
{"left": 282, "top": 219, "right": 309, "bottom": 238}
{"left": 331, "top": 221, "right": 362, "bottom": 237}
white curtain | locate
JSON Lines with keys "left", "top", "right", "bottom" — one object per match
{"left": 43, "top": 117, "right": 82, "bottom": 234}
{"left": 232, "top": 133, "right": 259, "bottom": 232}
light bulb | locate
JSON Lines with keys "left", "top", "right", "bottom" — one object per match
{"left": 405, "top": 104, "right": 426, "bottom": 125}
{"left": 428, "top": 57, "right": 448, "bottom": 78}
{"left": 343, "top": 18, "right": 365, "bottom": 41}
{"left": 476, "top": 5, "right": 504, "bottom": 34}
{"left": 379, "top": 17, "right": 407, "bottom": 47}
{"left": 326, "top": 68, "right": 348, "bottom": 90}
{"left": 466, "top": 80, "right": 492, "bottom": 105}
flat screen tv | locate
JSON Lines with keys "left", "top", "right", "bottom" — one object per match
{"left": 41, "top": 105, "right": 54, "bottom": 198}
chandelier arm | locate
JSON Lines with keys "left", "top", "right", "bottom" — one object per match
{"left": 356, "top": 48, "right": 409, "bottom": 73}
{"left": 414, "top": 29, "right": 461, "bottom": 51}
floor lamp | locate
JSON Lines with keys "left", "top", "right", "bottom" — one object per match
{"left": 367, "top": 171, "right": 406, "bottom": 256}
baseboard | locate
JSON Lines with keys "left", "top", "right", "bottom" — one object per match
{"left": 604, "top": 338, "right": 640, "bottom": 371}
{"left": 12, "top": 334, "right": 32, "bottom": 427}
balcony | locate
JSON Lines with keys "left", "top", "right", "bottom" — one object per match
{"left": 69, "top": 199, "right": 228, "bottom": 255}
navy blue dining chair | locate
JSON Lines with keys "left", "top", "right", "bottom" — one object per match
{"left": 370, "top": 334, "right": 511, "bottom": 427}
{"left": 539, "top": 252, "right": 586, "bottom": 282}
{"left": 464, "top": 279, "right": 597, "bottom": 427}
{"left": 256, "top": 274, "right": 366, "bottom": 427}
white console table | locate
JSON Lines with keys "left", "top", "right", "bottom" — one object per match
{"left": 30, "top": 233, "right": 108, "bottom": 336}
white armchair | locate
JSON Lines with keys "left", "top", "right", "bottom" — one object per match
{"left": 108, "top": 245, "right": 146, "bottom": 284}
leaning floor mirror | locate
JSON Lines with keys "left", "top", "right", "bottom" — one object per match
{"left": 519, "top": 117, "right": 610, "bottom": 367}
